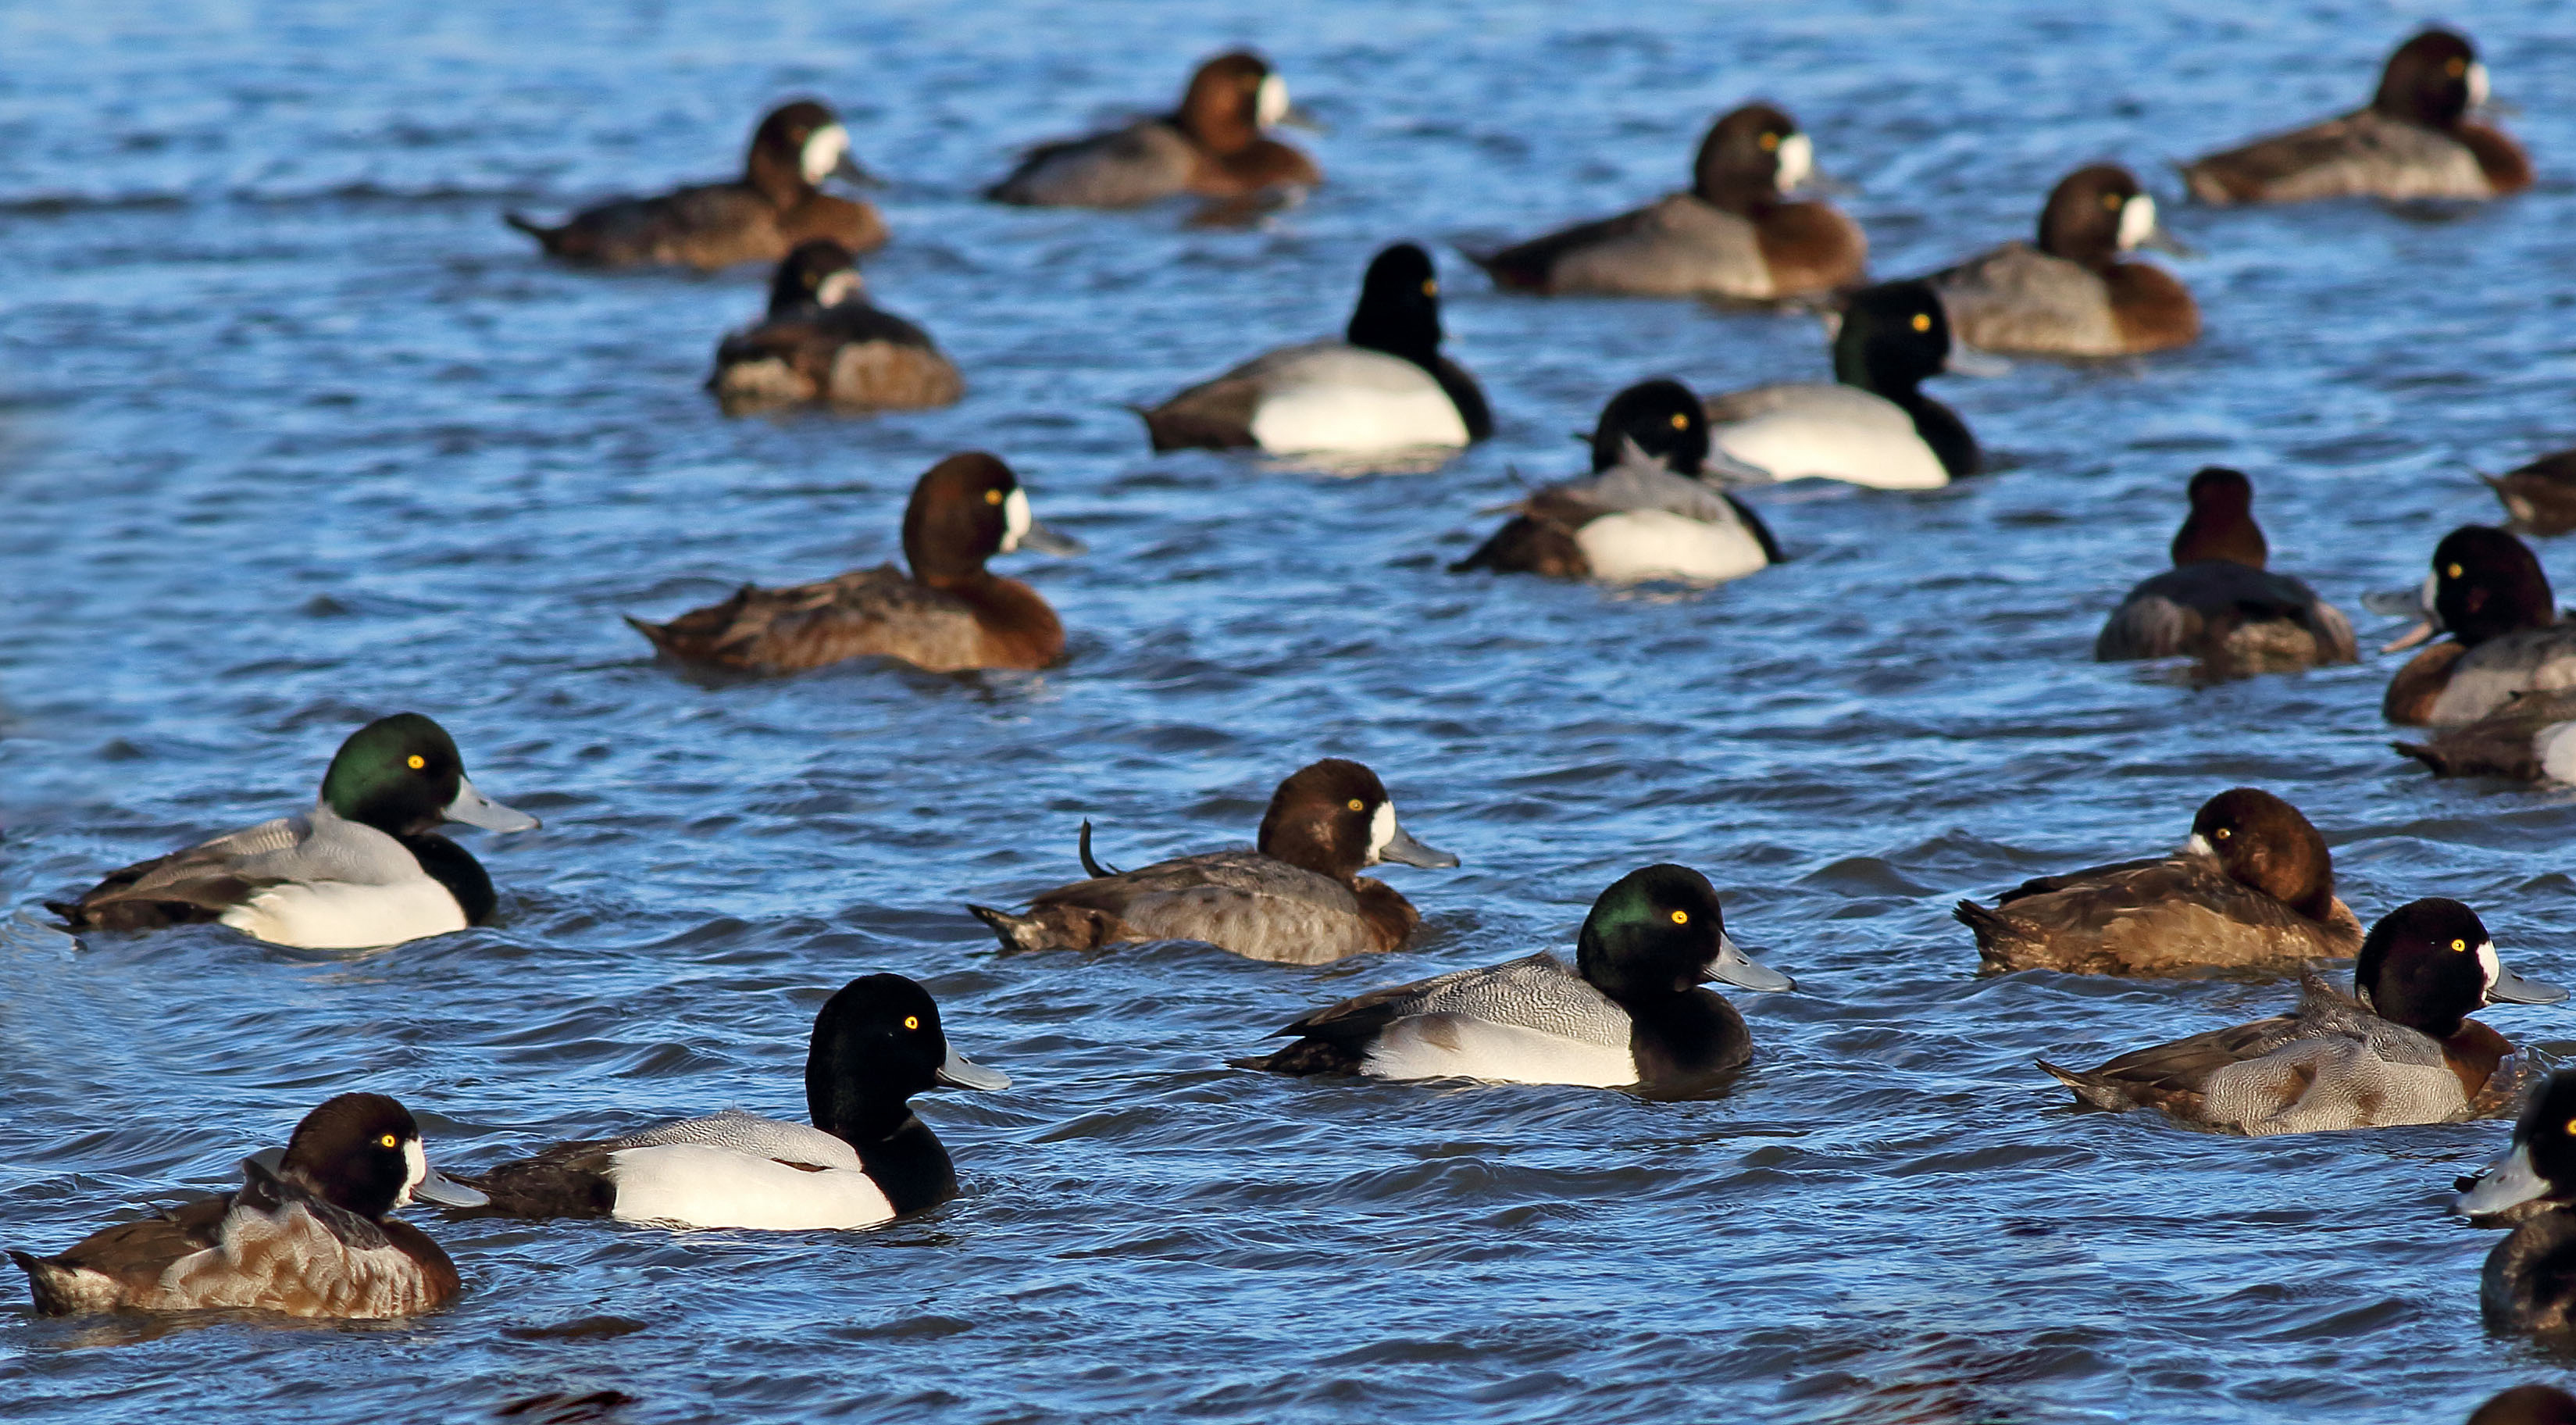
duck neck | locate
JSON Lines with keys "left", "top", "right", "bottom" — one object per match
{"left": 746, "top": 145, "right": 813, "bottom": 209}
{"left": 395, "top": 834, "right": 494, "bottom": 923}
{"left": 1618, "top": 987, "right": 1745, "bottom": 1088}
{"left": 850, "top": 1112, "right": 961, "bottom": 1215}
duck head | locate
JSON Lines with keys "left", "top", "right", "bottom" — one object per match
{"left": 1575, "top": 863, "right": 1794, "bottom": 1000}
{"left": 321, "top": 713, "right": 538, "bottom": 839}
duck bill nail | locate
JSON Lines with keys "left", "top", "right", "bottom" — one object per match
{"left": 1018, "top": 522, "right": 1086, "bottom": 556}
{"left": 413, "top": 1166, "right": 490, "bottom": 1209}
{"left": 2460, "top": 1142, "right": 2553, "bottom": 1216}
{"left": 2489, "top": 966, "right": 2568, "bottom": 1006}
{"left": 444, "top": 775, "right": 541, "bottom": 832}
{"left": 935, "top": 1047, "right": 1011, "bottom": 1092}
{"left": 1707, "top": 931, "right": 1796, "bottom": 993}
{"left": 1943, "top": 345, "right": 2012, "bottom": 378}
{"left": 2380, "top": 618, "right": 2440, "bottom": 654}
{"left": 1379, "top": 823, "right": 1460, "bottom": 870}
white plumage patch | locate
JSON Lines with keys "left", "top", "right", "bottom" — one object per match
{"left": 1256, "top": 73, "right": 1290, "bottom": 130}
{"left": 398, "top": 1139, "right": 426, "bottom": 1208}
{"left": 1368, "top": 802, "right": 1394, "bottom": 860}
{"left": 1247, "top": 346, "right": 1470, "bottom": 453}
{"left": 2537, "top": 723, "right": 2576, "bottom": 784}
{"left": 2117, "top": 195, "right": 2157, "bottom": 252}
{"left": 607, "top": 1144, "right": 897, "bottom": 1230}
{"left": 2478, "top": 940, "right": 2503, "bottom": 993}
{"left": 1001, "top": 488, "right": 1033, "bottom": 552}
{"left": 1710, "top": 386, "right": 1948, "bottom": 490}
{"left": 814, "top": 270, "right": 862, "bottom": 307}
{"left": 1574, "top": 509, "right": 1768, "bottom": 584}
{"left": 223, "top": 878, "right": 468, "bottom": 951}
{"left": 801, "top": 123, "right": 851, "bottom": 184}
{"left": 1361, "top": 1016, "right": 1639, "bottom": 1088}
{"left": 1775, "top": 132, "right": 1814, "bottom": 193}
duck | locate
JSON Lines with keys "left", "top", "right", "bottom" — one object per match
{"left": 2382, "top": 526, "right": 2576, "bottom": 726}
{"left": 2394, "top": 690, "right": 2576, "bottom": 783}
{"left": 1450, "top": 378, "right": 1778, "bottom": 584}
{"left": 505, "top": 100, "right": 884, "bottom": 270}
{"left": 1243, "top": 863, "right": 1795, "bottom": 1092}
{"left": 2039, "top": 898, "right": 2563, "bottom": 1134}
{"left": 48, "top": 713, "right": 540, "bottom": 951}
{"left": 986, "top": 52, "right": 1318, "bottom": 210}
{"left": 457, "top": 974, "right": 1007, "bottom": 1231}
{"left": 627, "top": 452, "right": 1083, "bottom": 676}
{"left": 1468, "top": 104, "right": 1865, "bottom": 302}
{"left": 707, "top": 240, "right": 963, "bottom": 416}
{"left": 1956, "top": 787, "right": 2361, "bottom": 976}
{"left": 9, "top": 1092, "right": 486, "bottom": 1318}
{"left": 1136, "top": 242, "right": 1493, "bottom": 457}
{"left": 2458, "top": 1070, "right": 2576, "bottom": 1334}
{"left": 2483, "top": 448, "right": 2576, "bottom": 538}
{"left": 2182, "top": 29, "right": 2531, "bottom": 205}
{"left": 2467, "top": 1387, "right": 2576, "bottom": 1425}
{"left": 968, "top": 759, "right": 1458, "bottom": 965}
{"left": 1698, "top": 280, "right": 1978, "bottom": 490}
{"left": 1921, "top": 164, "right": 2197, "bottom": 358}
{"left": 2094, "top": 466, "right": 2356, "bottom": 672}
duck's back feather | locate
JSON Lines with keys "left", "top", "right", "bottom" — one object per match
{"left": 2095, "top": 561, "right": 2357, "bottom": 670}
{"left": 631, "top": 566, "right": 1059, "bottom": 674}
{"left": 1959, "top": 855, "right": 2361, "bottom": 974}
{"left": 976, "top": 848, "right": 1408, "bottom": 964}
{"left": 2183, "top": 109, "right": 2499, "bottom": 203}
{"left": 988, "top": 122, "right": 1201, "bottom": 207}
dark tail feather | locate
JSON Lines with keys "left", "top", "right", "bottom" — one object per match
{"left": 623, "top": 615, "right": 673, "bottom": 653}
{"left": 42, "top": 901, "right": 81, "bottom": 927}
{"left": 1076, "top": 821, "right": 1120, "bottom": 878}
{"left": 2035, "top": 1058, "right": 2132, "bottom": 1112}
{"left": 2392, "top": 739, "right": 2447, "bottom": 775}
{"left": 503, "top": 212, "right": 562, "bottom": 251}
{"left": 1953, "top": 898, "right": 2020, "bottom": 966}
{"left": 967, "top": 903, "right": 1039, "bottom": 952}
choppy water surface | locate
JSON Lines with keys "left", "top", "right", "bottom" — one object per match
{"left": 5, "top": 2, "right": 2576, "bottom": 1420}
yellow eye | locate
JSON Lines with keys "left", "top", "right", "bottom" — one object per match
{"left": 1758, "top": 132, "right": 1779, "bottom": 151}
{"left": 1670, "top": 909, "right": 1689, "bottom": 925}
{"left": 1347, "top": 798, "right": 1365, "bottom": 812}
{"left": 903, "top": 1015, "right": 920, "bottom": 1030}
{"left": 2453, "top": 938, "right": 2468, "bottom": 953}
{"left": 1668, "top": 412, "right": 1689, "bottom": 430}
{"left": 1421, "top": 280, "right": 1437, "bottom": 298}
{"left": 2214, "top": 827, "right": 2231, "bottom": 840}
{"left": 1910, "top": 312, "right": 1931, "bottom": 332}
{"left": 2102, "top": 192, "right": 2122, "bottom": 211}
{"left": 984, "top": 488, "right": 1003, "bottom": 505}
{"left": 2447, "top": 562, "right": 2464, "bottom": 580}
{"left": 2446, "top": 57, "right": 2466, "bottom": 78}
{"left": 378, "top": 1134, "right": 398, "bottom": 1148}
{"left": 407, "top": 755, "right": 425, "bottom": 770}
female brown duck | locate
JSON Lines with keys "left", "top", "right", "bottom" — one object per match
{"left": 2094, "top": 466, "right": 2353, "bottom": 672}
{"left": 987, "top": 52, "right": 1318, "bottom": 209}
{"left": 2182, "top": 29, "right": 2529, "bottom": 204}
{"left": 1923, "top": 165, "right": 2196, "bottom": 358}
{"left": 2382, "top": 526, "right": 2576, "bottom": 726}
{"left": 629, "top": 452, "right": 1082, "bottom": 675}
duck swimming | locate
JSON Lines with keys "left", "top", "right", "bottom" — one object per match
{"left": 1469, "top": 103, "right": 1865, "bottom": 302}
{"left": 2467, "top": 1387, "right": 2576, "bottom": 1425}
{"left": 986, "top": 52, "right": 1318, "bottom": 210}
{"left": 458, "top": 975, "right": 1006, "bottom": 1231}
{"left": 628, "top": 452, "right": 1082, "bottom": 676}
{"left": 2094, "top": 466, "right": 2355, "bottom": 673}
{"left": 2459, "top": 1070, "right": 2576, "bottom": 1334}
{"left": 2394, "top": 690, "right": 2576, "bottom": 784}
{"left": 2182, "top": 29, "right": 2530, "bottom": 205}
{"left": 1245, "top": 863, "right": 1794, "bottom": 1093}
{"left": 969, "top": 759, "right": 1457, "bottom": 965}
{"left": 506, "top": 100, "right": 883, "bottom": 270}
{"left": 2382, "top": 526, "right": 2576, "bottom": 726}
{"left": 2039, "top": 898, "right": 2563, "bottom": 1135}
{"left": 2484, "top": 448, "right": 2576, "bottom": 538}
{"left": 48, "top": 713, "right": 539, "bottom": 951}
{"left": 1136, "top": 242, "right": 1492, "bottom": 457}
{"left": 1451, "top": 378, "right": 1778, "bottom": 584}
{"left": 10, "top": 1093, "right": 485, "bottom": 1318}
{"left": 1698, "top": 280, "right": 1978, "bottom": 490}
{"left": 1957, "top": 787, "right": 2360, "bottom": 976}
{"left": 1924, "top": 164, "right": 2197, "bottom": 358}
{"left": 707, "top": 240, "right": 962, "bottom": 416}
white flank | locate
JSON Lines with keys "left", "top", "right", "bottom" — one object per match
{"left": 1247, "top": 346, "right": 1470, "bottom": 453}
{"left": 1710, "top": 386, "right": 1948, "bottom": 490}
{"left": 608, "top": 1144, "right": 896, "bottom": 1230}
{"left": 2538, "top": 723, "right": 2576, "bottom": 784}
{"left": 223, "top": 877, "right": 466, "bottom": 950}
{"left": 1574, "top": 509, "right": 1768, "bottom": 584}
{"left": 1362, "top": 1017, "right": 1637, "bottom": 1088}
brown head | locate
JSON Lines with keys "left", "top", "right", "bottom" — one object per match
{"left": 2170, "top": 466, "right": 2266, "bottom": 569}
{"left": 2035, "top": 164, "right": 2160, "bottom": 270}
{"left": 1691, "top": 104, "right": 1809, "bottom": 212}
{"left": 899, "top": 452, "right": 1083, "bottom": 584}
{"left": 1176, "top": 52, "right": 1285, "bottom": 155}
{"left": 2471, "top": 1384, "right": 2576, "bottom": 1425}
{"left": 278, "top": 1092, "right": 483, "bottom": 1218}
{"left": 2374, "top": 29, "right": 2483, "bottom": 130}
{"left": 1254, "top": 759, "right": 1460, "bottom": 882}
{"left": 745, "top": 100, "right": 854, "bottom": 207}
{"left": 2185, "top": 788, "right": 2334, "bottom": 921}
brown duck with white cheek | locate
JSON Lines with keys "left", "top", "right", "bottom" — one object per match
{"left": 9, "top": 1093, "right": 486, "bottom": 1319}
{"left": 986, "top": 52, "right": 1318, "bottom": 210}
{"left": 627, "top": 452, "right": 1083, "bottom": 676}
{"left": 1956, "top": 788, "right": 2361, "bottom": 976}
{"left": 506, "top": 100, "right": 885, "bottom": 270}
{"left": 2382, "top": 526, "right": 2576, "bottom": 726}
{"left": 2037, "top": 898, "right": 2564, "bottom": 1135}
{"left": 2093, "top": 466, "right": 2355, "bottom": 673}
{"left": 1469, "top": 104, "right": 1866, "bottom": 302}
{"left": 2182, "top": 28, "right": 2531, "bottom": 204}
{"left": 1923, "top": 165, "right": 2197, "bottom": 358}
{"left": 2484, "top": 449, "right": 2576, "bottom": 538}
{"left": 708, "top": 240, "right": 962, "bottom": 416}
{"left": 968, "top": 759, "right": 1460, "bottom": 965}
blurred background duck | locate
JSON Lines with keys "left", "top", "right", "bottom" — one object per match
{"left": 1921, "top": 164, "right": 2196, "bottom": 357}
{"left": 987, "top": 51, "right": 1318, "bottom": 210}
{"left": 1697, "top": 280, "right": 1978, "bottom": 490}
{"left": 2182, "top": 29, "right": 2529, "bottom": 204}
{"left": 2094, "top": 467, "right": 2353, "bottom": 673}
{"left": 708, "top": 240, "right": 962, "bottom": 416}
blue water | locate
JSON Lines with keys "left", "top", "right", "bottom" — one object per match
{"left": 5, "top": 2, "right": 2576, "bottom": 1420}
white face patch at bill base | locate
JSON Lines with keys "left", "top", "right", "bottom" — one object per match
{"left": 1774, "top": 132, "right": 1814, "bottom": 193}
{"left": 2468, "top": 62, "right": 2491, "bottom": 109}
{"left": 801, "top": 123, "right": 851, "bottom": 184}
{"left": 2478, "top": 940, "right": 2502, "bottom": 992}
{"left": 399, "top": 1138, "right": 426, "bottom": 1208}
{"left": 1001, "top": 488, "right": 1033, "bottom": 552}
{"left": 814, "top": 270, "right": 862, "bottom": 307}
{"left": 1368, "top": 801, "right": 1395, "bottom": 862}
{"left": 2185, "top": 832, "right": 2216, "bottom": 859}
{"left": 1256, "top": 73, "right": 1289, "bottom": 130}
{"left": 2117, "top": 195, "right": 2157, "bottom": 252}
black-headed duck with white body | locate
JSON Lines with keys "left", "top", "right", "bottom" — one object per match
{"left": 2382, "top": 526, "right": 2576, "bottom": 726}
{"left": 2041, "top": 898, "right": 2563, "bottom": 1135}
{"left": 1471, "top": 104, "right": 1865, "bottom": 302}
{"left": 969, "top": 759, "right": 1457, "bottom": 965}
{"left": 987, "top": 52, "right": 1318, "bottom": 211}
{"left": 2095, "top": 466, "right": 2355, "bottom": 673}
{"left": 1699, "top": 280, "right": 1979, "bottom": 491}
{"left": 628, "top": 452, "right": 1083, "bottom": 676}
{"left": 1957, "top": 788, "right": 2360, "bottom": 976}
{"left": 708, "top": 240, "right": 962, "bottom": 415}
{"left": 2183, "top": 29, "right": 2530, "bottom": 205}
{"left": 2457, "top": 1071, "right": 2576, "bottom": 1336}
{"left": 507, "top": 100, "right": 884, "bottom": 270}
{"left": 1246, "top": 864, "right": 1794, "bottom": 1093}
{"left": 11, "top": 1093, "right": 486, "bottom": 1318}
{"left": 1925, "top": 165, "right": 2197, "bottom": 358}
{"left": 1452, "top": 380, "right": 1779, "bottom": 585}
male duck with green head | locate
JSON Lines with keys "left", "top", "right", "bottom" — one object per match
{"left": 51, "top": 713, "right": 539, "bottom": 950}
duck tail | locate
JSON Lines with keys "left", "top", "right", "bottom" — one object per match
{"left": 967, "top": 903, "right": 1045, "bottom": 952}
{"left": 2034, "top": 1058, "right": 2134, "bottom": 1112}
{"left": 1076, "top": 820, "right": 1121, "bottom": 878}
{"left": 10, "top": 1249, "right": 78, "bottom": 1316}
{"left": 622, "top": 615, "right": 674, "bottom": 653}
{"left": 1952, "top": 898, "right": 2025, "bottom": 968}
{"left": 502, "top": 212, "right": 562, "bottom": 251}
{"left": 2391, "top": 739, "right": 2450, "bottom": 776}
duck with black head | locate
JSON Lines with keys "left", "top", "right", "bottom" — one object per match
{"left": 10, "top": 1093, "right": 487, "bottom": 1318}
{"left": 1243, "top": 864, "right": 1795, "bottom": 1094}
{"left": 627, "top": 452, "right": 1083, "bottom": 676}
{"left": 2039, "top": 898, "right": 2564, "bottom": 1134}
{"left": 2094, "top": 467, "right": 2355, "bottom": 672}
{"left": 1452, "top": 379, "right": 1779, "bottom": 584}
{"left": 969, "top": 759, "right": 1458, "bottom": 965}
{"left": 708, "top": 240, "right": 962, "bottom": 416}
{"left": 48, "top": 713, "right": 539, "bottom": 951}
{"left": 2485, "top": 449, "right": 2576, "bottom": 538}
{"left": 505, "top": 100, "right": 883, "bottom": 270}
{"left": 1469, "top": 104, "right": 1865, "bottom": 302}
{"left": 987, "top": 52, "right": 1318, "bottom": 210}
{"left": 2382, "top": 526, "right": 2576, "bottom": 726}
{"left": 2182, "top": 29, "right": 2531, "bottom": 204}
{"left": 1138, "top": 242, "right": 1491, "bottom": 458}
{"left": 456, "top": 975, "right": 1006, "bottom": 1231}
{"left": 2467, "top": 1387, "right": 2576, "bottom": 1425}
{"left": 1957, "top": 788, "right": 2360, "bottom": 976}
{"left": 2458, "top": 1071, "right": 2576, "bottom": 1336}
{"left": 1923, "top": 164, "right": 2197, "bottom": 358}
{"left": 1697, "top": 280, "right": 1978, "bottom": 490}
